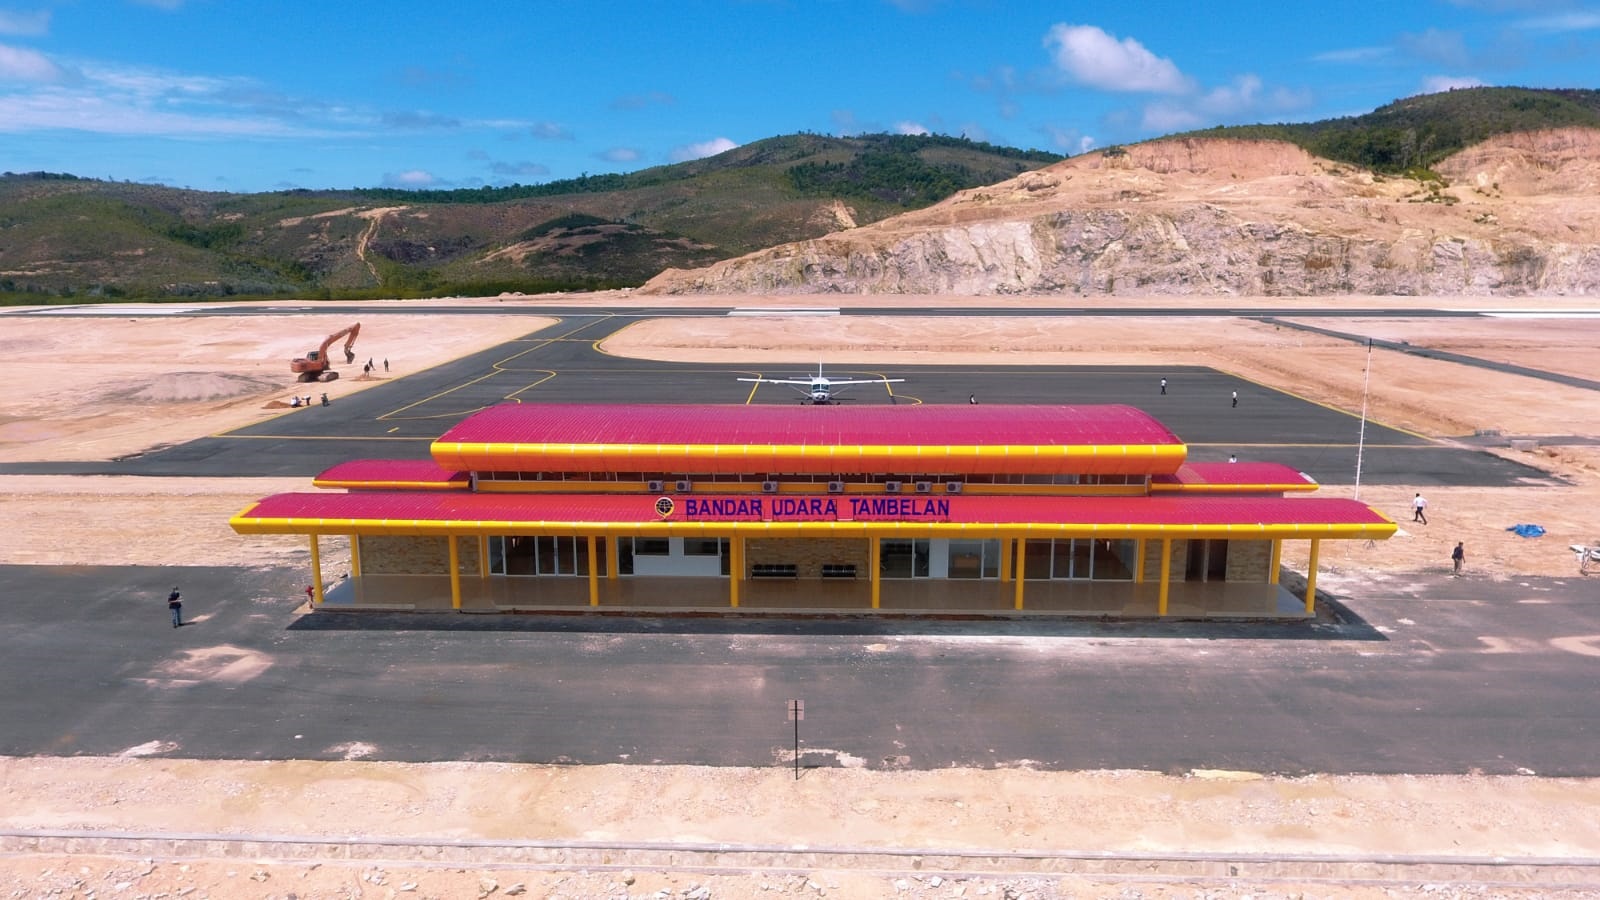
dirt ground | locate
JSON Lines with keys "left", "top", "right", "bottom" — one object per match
{"left": 2, "top": 294, "right": 1599, "bottom": 899}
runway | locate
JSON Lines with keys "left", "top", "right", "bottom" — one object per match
{"left": 0, "top": 312, "right": 1553, "bottom": 486}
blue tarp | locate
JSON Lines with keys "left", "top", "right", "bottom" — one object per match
{"left": 1507, "top": 524, "right": 1546, "bottom": 538}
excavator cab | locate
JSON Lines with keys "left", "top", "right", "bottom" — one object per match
{"left": 290, "top": 323, "right": 360, "bottom": 382}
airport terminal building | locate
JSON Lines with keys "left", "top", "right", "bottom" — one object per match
{"left": 230, "top": 403, "right": 1396, "bottom": 618}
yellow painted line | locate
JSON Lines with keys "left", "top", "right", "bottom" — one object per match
{"left": 311, "top": 480, "right": 469, "bottom": 490}
{"left": 1214, "top": 365, "right": 1435, "bottom": 442}
{"left": 1189, "top": 442, "right": 1424, "bottom": 449}
{"left": 1151, "top": 482, "right": 1319, "bottom": 494}
{"left": 213, "top": 434, "right": 433, "bottom": 442}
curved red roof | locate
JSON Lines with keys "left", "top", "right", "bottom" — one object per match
{"left": 233, "top": 491, "right": 1395, "bottom": 539}
{"left": 1151, "top": 462, "right": 1317, "bottom": 493}
{"left": 430, "top": 403, "right": 1188, "bottom": 476}
{"left": 313, "top": 459, "right": 468, "bottom": 490}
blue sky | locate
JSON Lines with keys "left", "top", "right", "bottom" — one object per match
{"left": 1, "top": 0, "right": 1596, "bottom": 193}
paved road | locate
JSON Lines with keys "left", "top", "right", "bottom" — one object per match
{"left": 4, "top": 564, "right": 1597, "bottom": 775}
{"left": 0, "top": 313, "right": 1552, "bottom": 486}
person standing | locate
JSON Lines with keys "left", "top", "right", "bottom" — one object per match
{"left": 1160, "top": 378, "right": 1167, "bottom": 395}
{"left": 1231, "top": 390, "right": 1238, "bottom": 408}
{"left": 1412, "top": 492, "right": 1429, "bottom": 525}
{"left": 1452, "top": 541, "right": 1465, "bottom": 576}
{"left": 167, "top": 587, "right": 183, "bottom": 628}
{"left": 383, "top": 358, "right": 389, "bottom": 373}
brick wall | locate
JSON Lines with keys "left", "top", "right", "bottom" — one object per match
{"left": 357, "top": 535, "right": 479, "bottom": 575}
{"left": 745, "top": 537, "right": 869, "bottom": 579}
{"left": 1225, "top": 539, "right": 1272, "bottom": 582}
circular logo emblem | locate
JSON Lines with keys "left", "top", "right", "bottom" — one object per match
{"left": 654, "top": 496, "right": 675, "bottom": 518}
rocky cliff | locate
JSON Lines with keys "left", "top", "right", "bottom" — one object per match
{"left": 641, "top": 130, "right": 1600, "bottom": 296}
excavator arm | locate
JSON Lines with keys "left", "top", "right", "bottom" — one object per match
{"left": 291, "top": 322, "right": 360, "bottom": 382}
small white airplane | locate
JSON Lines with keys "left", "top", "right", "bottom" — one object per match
{"left": 738, "top": 365, "right": 905, "bottom": 405}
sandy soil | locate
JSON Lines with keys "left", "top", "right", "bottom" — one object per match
{"left": 3, "top": 294, "right": 1599, "bottom": 898}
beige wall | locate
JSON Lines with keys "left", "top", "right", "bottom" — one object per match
{"left": 356, "top": 533, "right": 1274, "bottom": 584}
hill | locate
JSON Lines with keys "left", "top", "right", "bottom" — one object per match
{"left": 642, "top": 128, "right": 1600, "bottom": 296}
{"left": 7, "top": 86, "right": 1600, "bottom": 302}
{"left": 0, "top": 134, "right": 1061, "bottom": 303}
{"left": 1184, "top": 85, "right": 1600, "bottom": 172}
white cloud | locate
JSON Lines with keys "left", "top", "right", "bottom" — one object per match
{"left": 0, "top": 87, "right": 318, "bottom": 136}
{"left": 489, "top": 160, "right": 549, "bottom": 177}
{"left": 1140, "top": 103, "right": 1203, "bottom": 133}
{"left": 1398, "top": 28, "right": 1470, "bottom": 67}
{"left": 1311, "top": 46, "right": 1392, "bottom": 63}
{"left": 382, "top": 169, "right": 437, "bottom": 188}
{"left": 1421, "top": 75, "right": 1488, "bottom": 93}
{"left": 669, "top": 136, "right": 736, "bottom": 162}
{"left": 601, "top": 147, "right": 640, "bottom": 163}
{"left": 894, "top": 120, "right": 930, "bottom": 135}
{"left": 0, "top": 9, "right": 50, "bottom": 36}
{"left": 1043, "top": 23, "right": 1191, "bottom": 94}
{"left": 1078, "top": 135, "right": 1097, "bottom": 154}
{"left": 1140, "top": 74, "right": 1313, "bottom": 134}
{"left": 529, "top": 121, "right": 571, "bottom": 140}
{"left": 0, "top": 42, "right": 60, "bottom": 81}
{"left": 1516, "top": 11, "right": 1600, "bottom": 31}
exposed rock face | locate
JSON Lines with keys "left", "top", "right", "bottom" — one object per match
{"left": 642, "top": 131, "right": 1600, "bottom": 296}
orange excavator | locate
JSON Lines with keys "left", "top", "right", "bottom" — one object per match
{"left": 290, "top": 322, "right": 360, "bottom": 382}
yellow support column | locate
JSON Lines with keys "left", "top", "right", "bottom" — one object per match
{"left": 607, "top": 536, "right": 620, "bottom": 580}
{"left": 1158, "top": 539, "right": 1172, "bottom": 616}
{"left": 349, "top": 535, "right": 362, "bottom": 578}
{"left": 1268, "top": 539, "right": 1282, "bottom": 585}
{"left": 587, "top": 535, "right": 600, "bottom": 606}
{"left": 1133, "top": 539, "right": 1147, "bottom": 584}
{"left": 477, "top": 535, "right": 489, "bottom": 578}
{"left": 1305, "top": 539, "right": 1321, "bottom": 615}
{"left": 730, "top": 536, "right": 741, "bottom": 608}
{"left": 869, "top": 537, "right": 881, "bottom": 609}
{"left": 1013, "top": 538, "right": 1026, "bottom": 610}
{"left": 309, "top": 535, "right": 324, "bottom": 605}
{"left": 1000, "top": 538, "right": 1013, "bottom": 582}
{"left": 448, "top": 537, "right": 462, "bottom": 610}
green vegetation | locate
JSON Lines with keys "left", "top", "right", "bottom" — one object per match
{"left": 0, "top": 132, "right": 1065, "bottom": 302}
{"left": 5, "top": 87, "right": 1600, "bottom": 303}
{"left": 1185, "top": 86, "right": 1600, "bottom": 172}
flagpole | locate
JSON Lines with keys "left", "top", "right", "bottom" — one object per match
{"left": 1354, "top": 338, "right": 1372, "bottom": 501}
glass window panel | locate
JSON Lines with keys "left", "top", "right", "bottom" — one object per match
{"left": 634, "top": 538, "right": 670, "bottom": 556}
{"left": 684, "top": 538, "right": 722, "bottom": 556}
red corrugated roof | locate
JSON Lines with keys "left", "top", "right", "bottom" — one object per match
{"left": 234, "top": 491, "right": 1393, "bottom": 535}
{"left": 430, "top": 403, "right": 1188, "bottom": 476}
{"left": 436, "top": 403, "right": 1182, "bottom": 448}
{"left": 1151, "top": 462, "right": 1316, "bottom": 492}
{"left": 314, "top": 459, "right": 468, "bottom": 490}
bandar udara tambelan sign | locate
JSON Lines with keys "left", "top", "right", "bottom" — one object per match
{"left": 661, "top": 496, "right": 953, "bottom": 521}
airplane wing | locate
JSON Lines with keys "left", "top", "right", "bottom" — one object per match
{"left": 734, "top": 376, "right": 905, "bottom": 386}
{"left": 736, "top": 377, "right": 817, "bottom": 386}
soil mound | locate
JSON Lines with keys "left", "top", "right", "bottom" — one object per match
{"left": 1435, "top": 126, "right": 1600, "bottom": 197}
{"left": 122, "top": 372, "right": 283, "bottom": 404}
